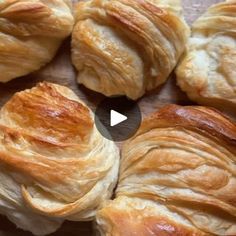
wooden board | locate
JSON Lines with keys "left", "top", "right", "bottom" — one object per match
{"left": 0, "top": 0, "right": 224, "bottom": 235}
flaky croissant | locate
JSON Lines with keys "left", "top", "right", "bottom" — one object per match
{"left": 176, "top": 0, "right": 236, "bottom": 112}
{"left": 0, "top": 0, "right": 74, "bottom": 82}
{"left": 72, "top": 0, "right": 189, "bottom": 100}
{"left": 0, "top": 82, "right": 119, "bottom": 235}
{"left": 97, "top": 105, "right": 236, "bottom": 236}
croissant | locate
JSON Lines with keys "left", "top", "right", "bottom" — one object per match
{"left": 176, "top": 0, "right": 236, "bottom": 112}
{"left": 72, "top": 0, "right": 189, "bottom": 100}
{"left": 0, "top": 0, "right": 74, "bottom": 82}
{"left": 96, "top": 105, "right": 236, "bottom": 236}
{"left": 0, "top": 82, "right": 119, "bottom": 235}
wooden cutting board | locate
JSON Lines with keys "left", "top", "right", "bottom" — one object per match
{"left": 0, "top": 0, "right": 224, "bottom": 235}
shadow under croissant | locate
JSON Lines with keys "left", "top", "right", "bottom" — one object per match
{"left": 0, "top": 215, "right": 93, "bottom": 236}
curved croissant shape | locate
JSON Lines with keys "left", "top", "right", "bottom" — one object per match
{"left": 97, "top": 105, "right": 236, "bottom": 236}
{"left": 176, "top": 0, "right": 236, "bottom": 112}
{"left": 0, "top": 0, "right": 74, "bottom": 82}
{"left": 72, "top": 0, "right": 189, "bottom": 100}
{"left": 0, "top": 82, "right": 119, "bottom": 235}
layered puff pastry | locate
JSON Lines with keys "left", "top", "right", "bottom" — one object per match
{"left": 0, "top": 82, "right": 119, "bottom": 235}
{"left": 0, "top": 0, "right": 74, "bottom": 82}
{"left": 176, "top": 0, "right": 236, "bottom": 112}
{"left": 72, "top": 0, "right": 190, "bottom": 100}
{"left": 97, "top": 105, "right": 236, "bottom": 236}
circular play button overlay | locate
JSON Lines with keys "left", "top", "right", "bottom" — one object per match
{"left": 95, "top": 97, "right": 142, "bottom": 142}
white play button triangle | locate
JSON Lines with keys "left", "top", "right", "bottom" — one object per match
{"left": 110, "top": 110, "right": 127, "bottom": 127}
{"left": 95, "top": 97, "right": 141, "bottom": 141}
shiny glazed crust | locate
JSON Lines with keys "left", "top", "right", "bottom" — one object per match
{"left": 0, "top": 0, "right": 74, "bottom": 82}
{"left": 176, "top": 0, "right": 236, "bottom": 112}
{"left": 97, "top": 105, "right": 236, "bottom": 236}
{"left": 72, "top": 0, "right": 189, "bottom": 100}
{"left": 0, "top": 82, "right": 120, "bottom": 235}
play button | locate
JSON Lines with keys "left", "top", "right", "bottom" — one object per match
{"left": 110, "top": 110, "right": 127, "bottom": 127}
{"left": 95, "top": 97, "right": 141, "bottom": 142}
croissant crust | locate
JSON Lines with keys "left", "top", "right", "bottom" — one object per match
{"left": 0, "top": 0, "right": 74, "bottom": 82}
{"left": 176, "top": 0, "right": 236, "bottom": 112}
{"left": 72, "top": 0, "right": 189, "bottom": 99}
{"left": 97, "top": 105, "right": 236, "bottom": 236}
{"left": 0, "top": 82, "right": 119, "bottom": 235}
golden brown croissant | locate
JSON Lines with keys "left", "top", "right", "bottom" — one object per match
{"left": 72, "top": 0, "right": 189, "bottom": 100}
{"left": 97, "top": 105, "right": 236, "bottom": 236}
{"left": 176, "top": 0, "right": 236, "bottom": 112}
{"left": 0, "top": 82, "right": 119, "bottom": 235}
{"left": 0, "top": 0, "right": 74, "bottom": 82}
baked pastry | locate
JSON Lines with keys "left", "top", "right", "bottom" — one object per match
{"left": 176, "top": 0, "right": 236, "bottom": 112}
{"left": 0, "top": 0, "right": 74, "bottom": 82}
{"left": 0, "top": 82, "right": 119, "bottom": 235}
{"left": 72, "top": 0, "right": 189, "bottom": 100}
{"left": 97, "top": 105, "right": 236, "bottom": 236}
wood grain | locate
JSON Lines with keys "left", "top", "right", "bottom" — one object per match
{"left": 0, "top": 0, "right": 224, "bottom": 235}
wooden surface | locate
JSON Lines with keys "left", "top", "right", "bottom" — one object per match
{"left": 0, "top": 0, "right": 223, "bottom": 236}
